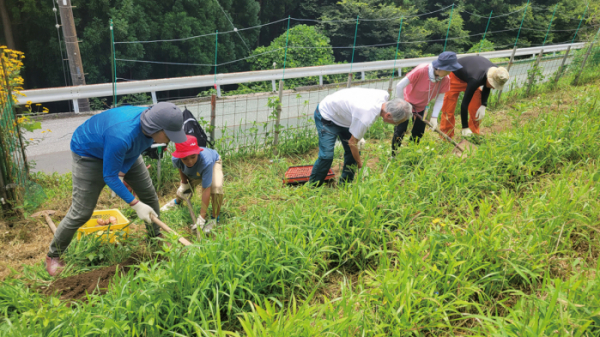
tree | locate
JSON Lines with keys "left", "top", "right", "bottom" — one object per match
{"left": 248, "top": 24, "right": 334, "bottom": 87}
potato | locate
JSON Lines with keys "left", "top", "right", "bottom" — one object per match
{"left": 96, "top": 218, "right": 107, "bottom": 226}
{"left": 109, "top": 216, "right": 118, "bottom": 225}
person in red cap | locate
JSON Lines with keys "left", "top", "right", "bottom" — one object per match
{"left": 161, "top": 135, "right": 223, "bottom": 234}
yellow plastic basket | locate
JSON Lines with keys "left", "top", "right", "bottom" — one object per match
{"left": 77, "top": 209, "right": 130, "bottom": 243}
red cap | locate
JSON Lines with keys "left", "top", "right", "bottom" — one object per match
{"left": 172, "top": 135, "right": 203, "bottom": 158}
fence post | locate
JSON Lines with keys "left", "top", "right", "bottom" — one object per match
{"left": 151, "top": 91, "right": 157, "bottom": 104}
{"left": 496, "top": 45, "right": 517, "bottom": 105}
{"left": 210, "top": 94, "right": 216, "bottom": 142}
{"left": 319, "top": 75, "right": 323, "bottom": 86}
{"left": 273, "top": 80, "right": 284, "bottom": 155}
{"left": 573, "top": 42, "right": 596, "bottom": 86}
{"left": 388, "top": 77, "right": 394, "bottom": 97}
{"left": 526, "top": 49, "right": 543, "bottom": 96}
{"left": 554, "top": 45, "right": 571, "bottom": 85}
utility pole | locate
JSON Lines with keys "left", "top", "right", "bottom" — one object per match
{"left": 57, "top": 0, "right": 90, "bottom": 112}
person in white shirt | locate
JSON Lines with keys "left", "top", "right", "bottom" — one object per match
{"left": 308, "top": 88, "right": 412, "bottom": 186}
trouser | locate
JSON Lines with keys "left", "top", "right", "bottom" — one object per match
{"left": 48, "top": 153, "right": 161, "bottom": 257}
{"left": 309, "top": 107, "right": 357, "bottom": 186}
{"left": 186, "top": 159, "right": 224, "bottom": 217}
{"left": 440, "top": 72, "right": 482, "bottom": 138}
{"left": 391, "top": 110, "right": 426, "bottom": 156}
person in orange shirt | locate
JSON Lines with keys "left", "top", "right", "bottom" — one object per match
{"left": 439, "top": 55, "right": 509, "bottom": 138}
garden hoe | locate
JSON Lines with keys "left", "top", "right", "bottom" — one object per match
{"left": 413, "top": 113, "right": 477, "bottom": 158}
{"left": 180, "top": 194, "right": 203, "bottom": 240}
{"left": 31, "top": 210, "right": 57, "bottom": 235}
{"left": 151, "top": 215, "right": 192, "bottom": 246}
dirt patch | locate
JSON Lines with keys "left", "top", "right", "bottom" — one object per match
{"left": 41, "top": 257, "right": 137, "bottom": 301}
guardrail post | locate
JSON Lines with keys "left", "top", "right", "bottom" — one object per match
{"left": 554, "top": 45, "right": 571, "bottom": 85}
{"left": 388, "top": 76, "right": 394, "bottom": 97}
{"left": 496, "top": 45, "right": 518, "bottom": 105}
{"left": 361, "top": 71, "right": 365, "bottom": 81}
{"left": 210, "top": 94, "right": 216, "bottom": 142}
{"left": 216, "top": 85, "right": 222, "bottom": 98}
{"left": 573, "top": 42, "right": 596, "bottom": 86}
{"left": 346, "top": 73, "right": 352, "bottom": 88}
{"left": 73, "top": 99, "right": 80, "bottom": 113}
{"left": 273, "top": 80, "right": 284, "bottom": 155}
{"left": 151, "top": 91, "right": 157, "bottom": 104}
{"left": 319, "top": 75, "right": 323, "bottom": 86}
{"left": 526, "top": 49, "right": 543, "bottom": 96}
{"left": 272, "top": 79, "right": 276, "bottom": 92}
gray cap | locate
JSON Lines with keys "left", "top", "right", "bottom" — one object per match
{"left": 140, "top": 102, "right": 187, "bottom": 143}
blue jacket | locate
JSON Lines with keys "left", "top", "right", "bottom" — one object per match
{"left": 71, "top": 106, "right": 153, "bottom": 203}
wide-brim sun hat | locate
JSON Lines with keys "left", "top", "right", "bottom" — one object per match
{"left": 172, "top": 135, "right": 204, "bottom": 158}
{"left": 487, "top": 67, "right": 510, "bottom": 91}
{"left": 432, "top": 51, "right": 463, "bottom": 72}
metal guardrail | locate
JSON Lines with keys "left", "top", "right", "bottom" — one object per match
{"left": 17, "top": 42, "right": 585, "bottom": 106}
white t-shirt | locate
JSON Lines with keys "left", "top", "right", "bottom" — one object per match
{"left": 318, "top": 88, "right": 389, "bottom": 139}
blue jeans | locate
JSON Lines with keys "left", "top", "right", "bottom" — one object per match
{"left": 309, "top": 107, "right": 358, "bottom": 186}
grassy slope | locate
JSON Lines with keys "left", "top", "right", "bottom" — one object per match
{"left": 1, "top": 78, "right": 600, "bottom": 335}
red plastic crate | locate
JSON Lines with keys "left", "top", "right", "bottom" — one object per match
{"left": 283, "top": 165, "right": 335, "bottom": 185}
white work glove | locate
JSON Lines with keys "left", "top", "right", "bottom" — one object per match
{"left": 461, "top": 128, "right": 473, "bottom": 137}
{"left": 357, "top": 138, "right": 366, "bottom": 150}
{"left": 131, "top": 200, "right": 158, "bottom": 223}
{"left": 475, "top": 106, "right": 486, "bottom": 121}
{"left": 176, "top": 182, "right": 191, "bottom": 199}
{"left": 429, "top": 118, "right": 438, "bottom": 130}
{"left": 191, "top": 215, "right": 206, "bottom": 231}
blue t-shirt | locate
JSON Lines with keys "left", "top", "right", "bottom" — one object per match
{"left": 71, "top": 106, "right": 153, "bottom": 203}
{"left": 172, "top": 148, "right": 220, "bottom": 189}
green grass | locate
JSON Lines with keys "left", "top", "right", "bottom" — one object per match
{"left": 2, "top": 76, "right": 600, "bottom": 335}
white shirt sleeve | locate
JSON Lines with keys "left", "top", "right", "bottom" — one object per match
{"left": 395, "top": 77, "right": 410, "bottom": 100}
{"left": 430, "top": 93, "right": 445, "bottom": 119}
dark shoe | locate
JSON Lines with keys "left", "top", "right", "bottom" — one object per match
{"left": 45, "top": 256, "right": 65, "bottom": 277}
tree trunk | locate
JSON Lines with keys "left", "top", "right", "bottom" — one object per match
{"left": 0, "top": 0, "right": 16, "bottom": 50}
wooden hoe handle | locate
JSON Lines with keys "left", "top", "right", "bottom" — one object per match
{"left": 151, "top": 215, "right": 192, "bottom": 246}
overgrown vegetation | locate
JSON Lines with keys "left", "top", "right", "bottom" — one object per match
{"left": 1, "top": 69, "right": 600, "bottom": 335}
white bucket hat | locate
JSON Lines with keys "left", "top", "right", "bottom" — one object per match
{"left": 487, "top": 67, "right": 510, "bottom": 90}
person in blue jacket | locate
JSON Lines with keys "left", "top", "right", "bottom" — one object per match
{"left": 45, "top": 102, "right": 187, "bottom": 276}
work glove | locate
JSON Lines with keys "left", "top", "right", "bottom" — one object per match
{"left": 191, "top": 215, "right": 206, "bottom": 231}
{"left": 429, "top": 118, "right": 438, "bottom": 130}
{"left": 176, "top": 182, "right": 192, "bottom": 199}
{"left": 461, "top": 128, "right": 473, "bottom": 137}
{"left": 357, "top": 138, "right": 366, "bottom": 150}
{"left": 475, "top": 106, "right": 486, "bottom": 121}
{"left": 131, "top": 200, "right": 158, "bottom": 223}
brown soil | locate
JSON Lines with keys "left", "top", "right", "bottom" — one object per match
{"left": 41, "top": 257, "right": 137, "bottom": 301}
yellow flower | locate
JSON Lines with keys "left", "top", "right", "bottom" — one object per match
{"left": 26, "top": 100, "right": 32, "bottom": 105}
{"left": 440, "top": 222, "right": 447, "bottom": 227}
{"left": 35, "top": 103, "right": 41, "bottom": 106}
{"left": 41, "top": 131, "right": 46, "bottom": 134}
{"left": 0, "top": 45, "right": 7, "bottom": 49}
{"left": 29, "top": 138, "right": 33, "bottom": 141}
{"left": 432, "top": 218, "right": 441, "bottom": 224}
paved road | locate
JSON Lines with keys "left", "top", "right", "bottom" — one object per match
{"left": 24, "top": 57, "right": 570, "bottom": 174}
